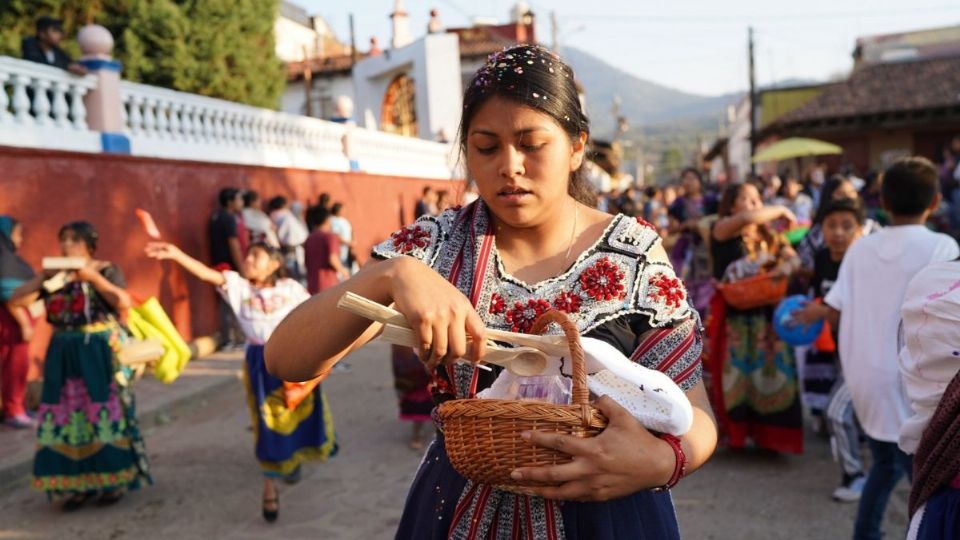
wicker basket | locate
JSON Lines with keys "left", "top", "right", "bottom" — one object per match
{"left": 437, "top": 310, "right": 608, "bottom": 492}
{"left": 716, "top": 272, "right": 788, "bottom": 310}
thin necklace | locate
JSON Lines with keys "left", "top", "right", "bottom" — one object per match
{"left": 562, "top": 202, "right": 578, "bottom": 272}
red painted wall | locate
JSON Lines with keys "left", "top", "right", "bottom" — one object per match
{"left": 0, "top": 146, "right": 460, "bottom": 377}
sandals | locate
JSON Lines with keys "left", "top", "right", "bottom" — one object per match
{"left": 62, "top": 492, "right": 93, "bottom": 512}
{"left": 262, "top": 494, "right": 279, "bottom": 523}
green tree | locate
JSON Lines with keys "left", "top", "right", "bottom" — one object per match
{"left": 660, "top": 146, "right": 685, "bottom": 182}
{"left": 0, "top": 0, "right": 284, "bottom": 109}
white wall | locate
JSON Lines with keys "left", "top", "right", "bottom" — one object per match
{"left": 275, "top": 16, "right": 320, "bottom": 62}
{"left": 281, "top": 75, "right": 355, "bottom": 118}
{"left": 352, "top": 33, "right": 462, "bottom": 141}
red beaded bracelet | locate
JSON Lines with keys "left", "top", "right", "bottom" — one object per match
{"left": 655, "top": 433, "right": 686, "bottom": 491}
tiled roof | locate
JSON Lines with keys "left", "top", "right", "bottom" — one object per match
{"left": 287, "top": 54, "right": 357, "bottom": 80}
{"left": 773, "top": 55, "right": 960, "bottom": 127}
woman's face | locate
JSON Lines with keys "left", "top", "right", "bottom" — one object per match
{"left": 10, "top": 223, "right": 23, "bottom": 250}
{"left": 785, "top": 179, "right": 801, "bottom": 199}
{"left": 732, "top": 184, "right": 763, "bottom": 214}
{"left": 465, "top": 96, "right": 586, "bottom": 228}
{"left": 59, "top": 230, "right": 92, "bottom": 258}
{"left": 832, "top": 180, "right": 858, "bottom": 201}
{"left": 244, "top": 247, "right": 281, "bottom": 283}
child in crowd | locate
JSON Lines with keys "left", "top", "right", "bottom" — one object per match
{"left": 145, "top": 241, "right": 337, "bottom": 523}
{"left": 812, "top": 157, "right": 959, "bottom": 540}
{"left": 793, "top": 198, "right": 867, "bottom": 502}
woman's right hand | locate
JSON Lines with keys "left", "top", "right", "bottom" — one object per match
{"left": 775, "top": 206, "right": 798, "bottom": 227}
{"left": 387, "top": 257, "right": 487, "bottom": 370}
{"left": 144, "top": 242, "right": 183, "bottom": 261}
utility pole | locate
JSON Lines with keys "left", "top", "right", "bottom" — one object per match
{"left": 748, "top": 26, "right": 757, "bottom": 177}
{"left": 551, "top": 11, "right": 559, "bottom": 54}
{"left": 349, "top": 13, "right": 358, "bottom": 66}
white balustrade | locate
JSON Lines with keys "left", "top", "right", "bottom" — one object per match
{"left": 0, "top": 55, "right": 454, "bottom": 179}
{"left": 0, "top": 56, "right": 99, "bottom": 152}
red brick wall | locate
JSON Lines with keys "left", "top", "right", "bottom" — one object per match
{"left": 0, "top": 146, "right": 460, "bottom": 377}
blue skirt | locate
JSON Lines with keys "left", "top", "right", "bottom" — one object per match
{"left": 917, "top": 486, "right": 960, "bottom": 540}
{"left": 395, "top": 436, "right": 680, "bottom": 540}
{"left": 243, "top": 345, "right": 337, "bottom": 477}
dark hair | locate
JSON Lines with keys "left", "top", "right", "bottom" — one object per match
{"left": 330, "top": 202, "right": 343, "bottom": 215}
{"left": 820, "top": 197, "right": 865, "bottom": 226}
{"left": 459, "top": 45, "right": 594, "bottom": 205}
{"left": 881, "top": 157, "right": 939, "bottom": 217}
{"left": 717, "top": 183, "right": 755, "bottom": 217}
{"left": 219, "top": 187, "right": 241, "bottom": 207}
{"left": 310, "top": 207, "right": 331, "bottom": 231}
{"left": 267, "top": 196, "right": 287, "bottom": 212}
{"left": 680, "top": 167, "right": 703, "bottom": 185}
{"left": 812, "top": 176, "right": 855, "bottom": 224}
{"left": 318, "top": 193, "right": 331, "bottom": 209}
{"left": 421, "top": 186, "right": 433, "bottom": 196}
{"left": 58, "top": 221, "right": 99, "bottom": 254}
{"left": 36, "top": 16, "right": 62, "bottom": 33}
{"left": 776, "top": 174, "right": 800, "bottom": 198}
{"left": 644, "top": 186, "right": 659, "bottom": 198}
{"left": 242, "top": 190, "right": 259, "bottom": 207}
{"left": 247, "top": 242, "right": 288, "bottom": 286}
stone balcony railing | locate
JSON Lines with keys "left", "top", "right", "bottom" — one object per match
{"left": 0, "top": 56, "right": 100, "bottom": 152}
{"left": 0, "top": 55, "right": 456, "bottom": 179}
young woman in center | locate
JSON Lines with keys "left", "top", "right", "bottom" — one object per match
{"left": 266, "top": 45, "right": 717, "bottom": 539}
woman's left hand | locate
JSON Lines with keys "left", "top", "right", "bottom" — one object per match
{"left": 509, "top": 396, "right": 675, "bottom": 502}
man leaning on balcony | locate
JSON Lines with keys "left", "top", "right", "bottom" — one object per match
{"left": 21, "top": 16, "right": 87, "bottom": 76}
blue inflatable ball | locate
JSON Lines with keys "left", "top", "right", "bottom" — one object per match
{"left": 773, "top": 295, "right": 824, "bottom": 346}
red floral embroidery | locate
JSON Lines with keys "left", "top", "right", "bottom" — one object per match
{"left": 70, "top": 295, "right": 86, "bottom": 314}
{"left": 489, "top": 293, "right": 506, "bottom": 315}
{"left": 552, "top": 291, "right": 582, "bottom": 313}
{"left": 504, "top": 298, "right": 551, "bottom": 333}
{"left": 648, "top": 273, "right": 686, "bottom": 308}
{"left": 48, "top": 297, "right": 65, "bottom": 315}
{"left": 391, "top": 225, "right": 431, "bottom": 254}
{"left": 579, "top": 257, "right": 626, "bottom": 301}
{"left": 635, "top": 217, "right": 657, "bottom": 232}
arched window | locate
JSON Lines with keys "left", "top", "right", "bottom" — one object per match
{"left": 381, "top": 74, "right": 417, "bottom": 137}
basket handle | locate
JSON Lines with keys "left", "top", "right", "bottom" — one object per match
{"left": 530, "top": 310, "right": 589, "bottom": 406}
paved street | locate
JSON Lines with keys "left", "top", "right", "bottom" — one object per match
{"left": 0, "top": 341, "right": 908, "bottom": 539}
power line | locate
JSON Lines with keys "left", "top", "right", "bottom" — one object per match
{"left": 561, "top": 5, "right": 960, "bottom": 24}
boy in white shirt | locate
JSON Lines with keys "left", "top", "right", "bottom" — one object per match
{"left": 820, "top": 157, "right": 959, "bottom": 540}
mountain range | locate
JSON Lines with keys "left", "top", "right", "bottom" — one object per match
{"left": 561, "top": 46, "right": 742, "bottom": 141}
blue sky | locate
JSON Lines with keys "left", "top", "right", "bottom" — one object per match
{"left": 291, "top": 0, "right": 960, "bottom": 96}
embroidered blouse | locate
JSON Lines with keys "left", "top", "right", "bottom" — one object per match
{"left": 372, "top": 204, "right": 702, "bottom": 401}
{"left": 42, "top": 265, "right": 126, "bottom": 329}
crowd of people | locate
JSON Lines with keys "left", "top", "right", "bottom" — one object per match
{"left": 1, "top": 40, "right": 958, "bottom": 540}
{"left": 581, "top": 155, "right": 958, "bottom": 539}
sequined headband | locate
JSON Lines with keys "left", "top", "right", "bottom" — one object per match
{"left": 471, "top": 46, "right": 572, "bottom": 100}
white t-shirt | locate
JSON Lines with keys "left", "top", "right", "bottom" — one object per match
{"left": 242, "top": 207, "right": 280, "bottom": 248}
{"left": 329, "top": 216, "right": 352, "bottom": 262}
{"left": 898, "top": 259, "right": 960, "bottom": 454}
{"left": 825, "top": 225, "right": 959, "bottom": 442}
{"left": 217, "top": 271, "right": 309, "bottom": 345}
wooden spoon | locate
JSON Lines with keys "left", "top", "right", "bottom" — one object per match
{"left": 337, "top": 292, "right": 569, "bottom": 356}
{"left": 379, "top": 324, "right": 548, "bottom": 377}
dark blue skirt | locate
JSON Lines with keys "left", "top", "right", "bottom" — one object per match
{"left": 917, "top": 486, "right": 960, "bottom": 540}
{"left": 395, "top": 436, "right": 681, "bottom": 540}
{"left": 243, "top": 345, "right": 337, "bottom": 477}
